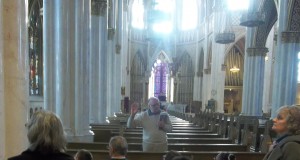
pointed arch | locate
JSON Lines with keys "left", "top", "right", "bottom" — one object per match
{"left": 176, "top": 51, "right": 194, "bottom": 104}
{"left": 130, "top": 50, "right": 147, "bottom": 102}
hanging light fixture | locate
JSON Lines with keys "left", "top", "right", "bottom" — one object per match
{"left": 240, "top": 11, "right": 265, "bottom": 27}
{"left": 230, "top": 66, "right": 240, "bottom": 73}
{"left": 239, "top": 0, "right": 265, "bottom": 27}
{"left": 215, "top": 3, "right": 235, "bottom": 44}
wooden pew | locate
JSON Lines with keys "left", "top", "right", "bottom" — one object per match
{"left": 125, "top": 128, "right": 212, "bottom": 133}
{"left": 125, "top": 137, "right": 232, "bottom": 144}
{"left": 67, "top": 150, "right": 266, "bottom": 160}
{"left": 67, "top": 142, "right": 247, "bottom": 152}
{"left": 116, "top": 132, "right": 222, "bottom": 138}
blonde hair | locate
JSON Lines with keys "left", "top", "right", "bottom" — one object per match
{"left": 27, "top": 110, "right": 67, "bottom": 153}
{"left": 277, "top": 105, "right": 300, "bottom": 135}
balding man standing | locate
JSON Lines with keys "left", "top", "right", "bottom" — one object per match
{"left": 127, "top": 97, "right": 172, "bottom": 152}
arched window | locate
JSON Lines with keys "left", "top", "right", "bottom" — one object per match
{"left": 28, "top": 0, "right": 43, "bottom": 96}
{"left": 181, "top": 0, "right": 198, "bottom": 30}
{"left": 153, "top": 60, "right": 168, "bottom": 98}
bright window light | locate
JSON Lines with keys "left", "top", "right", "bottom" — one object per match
{"left": 181, "top": 0, "right": 197, "bottom": 30}
{"left": 298, "top": 52, "right": 300, "bottom": 82}
{"left": 154, "top": 0, "right": 173, "bottom": 13}
{"left": 152, "top": 0, "right": 174, "bottom": 34}
{"left": 227, "top": 0, "right": 249, "bottom": 11}
{"left": 153, "top": 21, "right": 173, "bottom": 34}
{"left": 131, "top": 0, "right": 144, "bottom": 29}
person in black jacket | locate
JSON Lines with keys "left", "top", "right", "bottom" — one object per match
{"left": 263, "top": 105, "right": 300, "bottom": 160}
{"left": 8, "top": 110, "right": 74, "bottom": 160}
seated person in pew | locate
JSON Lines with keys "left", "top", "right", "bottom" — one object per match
{"left": 263, "top": 105, "right": 300, "bottom": 160}
{"left": 163, "top": 150, "right": 182, "bottom": 160}
{"left": 108, "top": 136, "right": 128, "bottom": 160}
{"left": 8, "top": 110, "right": 74, "bottom": 160}
{"left": 171, "top": 156, "right": 191, "bottom": 160}
{"left": 74, "top": 149, "right": 93, "bottom": 160}
{"left": 127, "top": 97, "right": 172, "bottom": 152}
{"left": 214, "top": 152, "right": 236, "bottom": 160}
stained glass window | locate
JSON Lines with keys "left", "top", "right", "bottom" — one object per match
{"left": 28, "top": 0, "right": 43, "bottom": 95}
{"left": 154, "top": 61, "right": 168, "bottom": 98}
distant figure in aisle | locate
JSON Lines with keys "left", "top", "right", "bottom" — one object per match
{"left": 8, "top": 110, "right": 73, "bottom": 160}
{"left": 127, "top": 97, "right": 172, "bottom": 152}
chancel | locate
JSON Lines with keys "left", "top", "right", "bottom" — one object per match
{"left": 1, "top": 0, "right": 300, "bottom": 159}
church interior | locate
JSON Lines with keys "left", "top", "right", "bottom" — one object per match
{"left": 1, "top": 0, "right": 300, "bottom": 159}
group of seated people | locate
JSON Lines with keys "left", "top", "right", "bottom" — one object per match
{"left": 7, "top": 97, "right": 300, "bottom": 160}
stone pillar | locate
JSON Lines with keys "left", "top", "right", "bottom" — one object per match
{"left": 105, "top": 0, "right": 114, "bottom": 116}
{"left": 262, "top": 27, "right": 275, "bottom": 113}
{"left": 120, "top": 0, "right": 130, "bottom": 105}
{"left": 72, "top": 0, "right": 93, "bottom": 141}
{"left": 44, "top": 0, "right": 71, "bottom": 134}
{"left": 241, "top": 47, "right": 268, "bottom": 116}
{"left": 211, "top": 43, "right": 226, "bottom": 113}
{"left": 90, "top": 0, "right": 107, "bottom": 123}
{"left": 0, "top": 0, "right": 29, "bottom": 158}
{"left": 271, "top": 0, "right": 300, "bottom": 117}
{"left": 106, "top": 0, "right": 122, "bottom": 116}
{"left": 43, "top": 0, "right": 92, "bottom": 141}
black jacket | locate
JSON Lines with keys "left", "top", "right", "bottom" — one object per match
{"left": 263, "top": 134, "right": 300, "bottom": 160}
{"left": 8, "top": 149, "right": 74, "bottom": 160}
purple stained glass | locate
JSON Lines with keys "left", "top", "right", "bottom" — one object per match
{"left": 154, "top": 62, "right": 167, "bottom": 98}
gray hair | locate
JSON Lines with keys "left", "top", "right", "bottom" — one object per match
{"left": 27, "top": 110, "right": 67, "bottom": 152}
{"left": 109, "top": 136, "right": 128, "bottom": 156}
{"left": 277, "top": 105, "right": 300, "bottom": 135}
{"left": 148, "top": 97, "right": 160, "bottom": 105}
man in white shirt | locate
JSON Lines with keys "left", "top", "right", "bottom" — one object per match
{"left": 127, "top": 97, "right": 172, "bottom": 152}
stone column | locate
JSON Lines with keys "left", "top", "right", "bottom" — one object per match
{"left": 90, "top": 0, "right": 108, "bottom": 123}
{"left": 241, "top": 47, "right": 268, "bottom": 116}
{"left": 106, "top": 0, "right": 123, "bottom": 116}
{"left": 72, "top": 0, "right": 92, "bottom": 141}
{"left": 0, "top": 0, "right": 29, "bottom": 158}
{"left": 44, "top": 0, "right": 71, "bottom": 133}
{"left": 43, "top": 0, "right": 92, "bottom": 141}
{"left": 106, "top": 0, "right": 115, "bottom": 116}
{"left": 270, "top": 0, "right": 300, "bottom": 117}
{"left": 262, "top": 27, "right": 275, "bottom": 113}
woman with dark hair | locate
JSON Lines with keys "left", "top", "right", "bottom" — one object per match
{"left": 8, "top": 110, "right": 73, "bottom": 160}
{"left": 214, "top": 152, "right": 236, "bottom": 160}
{"left": 74, "top": 149, "right": 93, "bottom": 160}
{"left": 263, "top": 105, "right": 300, "bottom": 160}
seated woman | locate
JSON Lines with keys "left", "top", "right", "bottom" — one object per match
{"left": 8, "top": 110, "right": 74, "bottom": 160}
{"left": 214, "top": 152, "right": 236, "bottom": 160}
{"left": 263, "top": 105, "right": 300, "bottom": 160}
